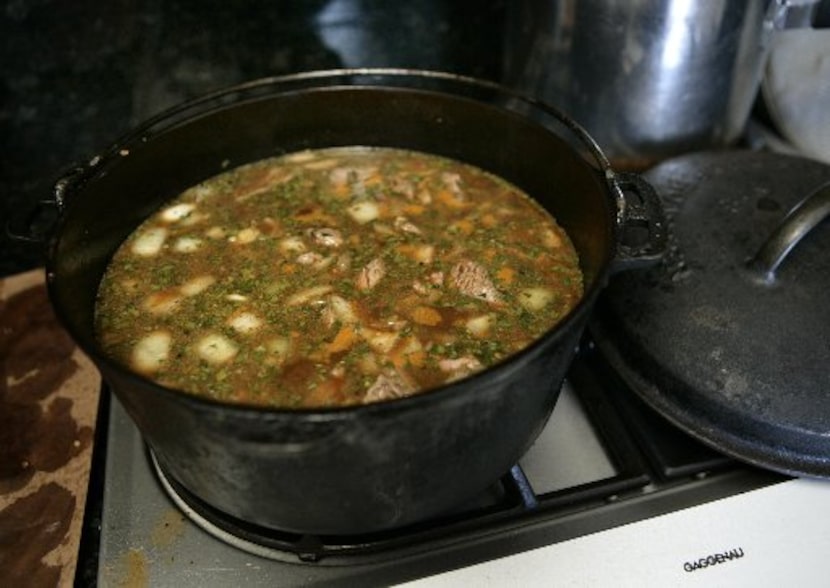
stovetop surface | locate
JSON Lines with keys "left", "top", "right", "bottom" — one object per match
{"left": 82, "top": 346, "right": 785, "bottom": 586}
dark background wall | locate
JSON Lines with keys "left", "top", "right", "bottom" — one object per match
{"left": 6, "top": 0, "right": 828, "bottom": 277}
{"left": 1, "top": 0, "right": 507, "bottom": 276}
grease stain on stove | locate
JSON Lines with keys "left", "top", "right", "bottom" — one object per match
{"left": 102, "top": 508, "right": 189, "bottom": 585}
{"left": 106, "top": 548, "right": 150, "bottom": 588}
{"left": 0, "top": 272, "right": 101, "bottom": 587}
{"left": 151, "top": 508, "right": 187, "bottom": 549}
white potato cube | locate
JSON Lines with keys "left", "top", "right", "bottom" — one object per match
{"left": 132, "top": 331, "right": 172, "bottom": 373}
{"left": 195, "top": 333, "right": 238, "bottom": 364}
{"left": 131, "top": 227, "right": 168, "bottom": 257}
{"left": 347, "top": 200, "right": 380, "bottom": 224}
{"left": 227, "top": 311, "right": 263, "bottom": 334}
{"left": 160, "top": 203, "right": 196, "bottom": 223}
{"left": 518, "top": 287, "right": 555, "bottom": 311}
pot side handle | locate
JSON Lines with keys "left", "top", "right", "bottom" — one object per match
{"left": 5, "top": 163, "right": 92, "bottom": 244}
{"left": 609, "top": 172, "right": 668, "bottom": 274}
{"left": 5, "top": 198, "right": 60, "bottom": 244}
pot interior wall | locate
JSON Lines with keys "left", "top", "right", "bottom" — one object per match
{"left": 49, "top": 86, "right": 615, "bottom": 352}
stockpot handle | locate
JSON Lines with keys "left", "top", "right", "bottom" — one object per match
{"left": 609, "top": 172, "right": 667, "bottom": 274}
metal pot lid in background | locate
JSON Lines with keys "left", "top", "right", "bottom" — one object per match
{"left": 591, "top": 150, "right": 830, "bottom": 478}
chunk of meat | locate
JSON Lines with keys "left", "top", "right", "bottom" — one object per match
{"left": 442, "top": 172, "right": 463, "bottom": 195}
{"left": 438, "top": 356, "right": 483, "bottom": 382}
{"left": 356, "top": 257, "right": 386, "bottom": 291}
{"left": 286, "top": 284, "right": 333, "bottom": 306}
{"left": 363, "top": 369, "right": 415, "bottom": 403}
{"left": 320, "top": 294, "right": 358, "bottom": 328}
{"left": 296, "top": 252, "right": 325, "bottom": 266}
{"left": 394, "top": 216, "right": 422, "bottom": 235}
{"left": 449, "top": 260, "right": 502, "bottom": 304}
{"left": 390, "top": 176, "right": 415, "bottom": 199}
{"left": 296, "top": 252, "right": 333, "bottom": 270}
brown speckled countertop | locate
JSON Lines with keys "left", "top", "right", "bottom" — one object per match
{"left": 0, "top": 269, "right": 100, "bottom": 587}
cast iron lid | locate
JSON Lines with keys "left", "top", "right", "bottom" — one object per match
{"left": 591, "top": 150, "right": 830, "bottom": 478}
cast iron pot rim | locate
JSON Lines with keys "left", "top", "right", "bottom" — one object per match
{"left": 46, "top": 67, "right": 619, "bottom": 419}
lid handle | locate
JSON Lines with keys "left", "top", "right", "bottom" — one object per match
{"left": 747, "top": 181, "right": 830, "bottom": 284}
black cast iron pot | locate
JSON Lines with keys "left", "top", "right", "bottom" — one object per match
{"left": 46, "top": 70, "right": 664, "bottom": 535}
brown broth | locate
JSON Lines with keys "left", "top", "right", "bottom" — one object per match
{"left": 95, "top": 147, "right": 583, "bottom": 407}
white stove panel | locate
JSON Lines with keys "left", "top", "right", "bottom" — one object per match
{"left": 401, "top": 477, "right": 830, "bottom": 587}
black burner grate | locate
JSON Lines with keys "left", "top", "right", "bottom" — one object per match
{"left": 583, "top": 341, "right": 734, "bottom": 479}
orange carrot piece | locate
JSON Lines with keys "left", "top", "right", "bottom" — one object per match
{"left": 496, "top": 266, "right": 515, "bottom": 285}
{"left": 481, "top": 213, "right": 498, "bottom": 228}
{"left": 396, "top": 243, "right": 434, "bottom": 264}
{"left": 306, "top": 376, "right": 345, "bottom": 407}
{"left": 405, "top": 349, "right": 426, "bottom": 368}
{"left": 332, "top": 182, "right": 350, "bottom": 198}
{"left": 327, "top": 325, "right": 357, "bottom": 354}
{"left": 436, "top": 189, "right": 467, "bottom": 209}
{"left": 411, "top": 305, "right": 442, "bottom": 326}
{"left": 390, "top": 337, "right": 427, "bottom": 369}
{"left": 229, "top": 388, "right": 251, "bottom": 403}
{"left": 295, "top": 206, "right": 337, "bottom": 225}
{"left": 450, "top": 218, "right": 475, "bottom": 235}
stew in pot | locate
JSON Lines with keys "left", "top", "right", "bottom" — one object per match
{"left": 95, "top": 147, "right": 583, "bottom": 407}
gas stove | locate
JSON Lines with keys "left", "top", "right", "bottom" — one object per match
{"left": 68, "top": 138, "right": 830, "bottom": 587}
{"left": 79, "top": 341, "right": 817, "bottom": 586}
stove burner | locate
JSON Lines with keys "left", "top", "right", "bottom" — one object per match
{"left": 151, "top": 451, "right": 307, "bottom": 562}
{"left": 149, "top": 450, "right": 534, "bottom": 565}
